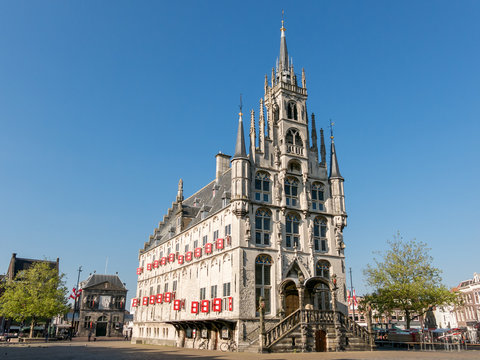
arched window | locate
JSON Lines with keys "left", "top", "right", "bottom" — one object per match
{"left": 285, "top": 129, "right": 303, "bottom": 155}
{"left": 254, "top": 172, "right": 271, "bottom": 202}
{"left": 285, "top": 129, "right": 303, "bottom": 146}
{"left": 311, "top": 183, "right": 325, "bottom": 211}
{"left": 313, "top": 217, "right": 328, "bottom": 252}
{"left": 314, "top": 283, "right": 331, "bottom": 311}
{"left": 255, "top": 209, "right": 271, "bottom": 246}
{"left": 255, "top": 255, "right": 272, "bottom": 314}
{"left": 286, "top": 213, "right": 300, "bottom": 249}
{"left": 284, "top": 178, "right": 299, "bottom": 206}
{"left": 287, "top": 102, "right": 298, "bottom": 120}
{"left": 316, "top": 260, "right": 330, "bottom": 279}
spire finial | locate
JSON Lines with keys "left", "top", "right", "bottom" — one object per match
{"left": 239, "top": 94, "right": 243, "bottom": 117}
{"left": 281, "top": 9, "right": 286, "bottom": 32}
{"left": 330, "top": 120, "right": 335, "bottom": 140}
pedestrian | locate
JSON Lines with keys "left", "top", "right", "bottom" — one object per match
{"left": 88, "top": 331, "right": 92, "bottom": 342}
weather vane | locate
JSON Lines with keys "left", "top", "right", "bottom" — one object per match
{"left": 281, "top": 10, "right": 286, "bottom": 31}
{"left": 330, "top": 120, "right": 335, "bottom": 139}
{"left": 239, "top": 94, "right": 243, "bottom": 116}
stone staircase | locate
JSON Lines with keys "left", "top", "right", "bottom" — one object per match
{"left": 261, "top": 309, "right": 374, "bottom": 352}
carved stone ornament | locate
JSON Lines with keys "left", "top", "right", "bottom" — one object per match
{"left": 245, "top": 216, "right": 251, "bottom": 242}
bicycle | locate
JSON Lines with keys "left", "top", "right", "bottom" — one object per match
{"left": 197, "top": 339, "right": 208, "bottom": 349}
{"left": 220, "top": 339, "right": 237, "bottom": 352}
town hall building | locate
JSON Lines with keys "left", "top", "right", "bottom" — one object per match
{"left": 132, "top": 21, "right": 370, "bottom": 352}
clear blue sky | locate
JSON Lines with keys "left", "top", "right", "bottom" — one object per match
{"left": 1, "top": 1, "right": 479, "bottom": 307}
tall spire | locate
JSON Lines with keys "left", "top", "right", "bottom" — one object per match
{"left": 259, "top": 98, "right": 265, "bottom": 152}
{"left": 329, "top": 122, "right": 343, "bottom": 178}
{"left": 233, "top": 96, "right": 247, "bottom": 159}
{"left": 320, "top": 128, "right": 326, "bottom": 166}
{"left": 279, "top": 12, "right": 289, "bottom": 72}
{"left": 311, "top": 112, "right": 318, "bottom": 158}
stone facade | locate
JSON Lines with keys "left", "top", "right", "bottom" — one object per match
{"left": 132, "top": 21, "right": 349, "bottom": 352}
{"left": 78, "top": 274, "right": 127, "bottom": 337}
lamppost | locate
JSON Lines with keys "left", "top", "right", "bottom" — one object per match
{"left": 71, "top": 266, "right": 82, "bottom": 335}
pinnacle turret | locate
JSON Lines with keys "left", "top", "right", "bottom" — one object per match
{"left": 233, "top": 110, "right": 247, "bottom": 159}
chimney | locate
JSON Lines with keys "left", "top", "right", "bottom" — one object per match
{"left": 216, "top": 152, "right": 231, "bottom": 179}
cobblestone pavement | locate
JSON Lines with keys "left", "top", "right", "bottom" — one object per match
{"left": 0, "top": 340, "right": 478, "bottom": 360}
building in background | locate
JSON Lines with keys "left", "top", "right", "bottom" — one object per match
{"left": 131, "top": 20, "right": 365, "bottom": 353}
{"left": 0, "top": 253, "right": 59, "bottom": 334}
{"left": 77, "top": 273, "right": 127, "bottom": 337}
{"left": 452, "top": 273, "right": 480, "bottom": 342}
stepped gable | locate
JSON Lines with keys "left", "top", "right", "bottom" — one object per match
{"left": 143, "top": 168, "right": 232, "bottom": 252}
{"left": 80, "top": 274, "right": 126, "bottom": 290}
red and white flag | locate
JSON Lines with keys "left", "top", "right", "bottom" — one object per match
{"left": 353, "top": 289, "right": 358, "bottom": 307}
{"left": 69, "top": 287, "right": 82, "bottom": 300}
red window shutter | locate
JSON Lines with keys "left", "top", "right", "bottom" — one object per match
{"left": 149, "top": 295, "right": 156, "bottom": 305}
{"left": 177, "top": 255, "right": 184, "bottom": 264}
{"left": 185, "top": 252, "right": 193, "bottom": 262}
{"left": 168, "top": 253, "right": 175, "bottom": 263}
{"left": 136, "top": 267, "right": 142, "bottom": 275}
{"left": 191, "top": 301, "right": 199, "bottom": 314}
{"left": 201, "top": 300, "right": 210, "bottom": 313}
{"left": 147, "top": 263, "right": 152, "bottom": 271}
{"left": 156, "top": 293, "right": 163, "bottom": 304}
{"left": 213, "top": 298, "right": 222, "bottom": 312}
{"left": 228, "top": 297, "right": 233, "bottom": 311}
{"left": 173, "top": 299, "right": 181, "bottom": 311}
{"left": 153, "top": 260, "right": 159, "bottom": 268}
{"left": 194, "top": 247, "right": 202, "bottom": 258}
{"left": 205, "top": 243, "right": 212, "bottom": 254}
{"left": 132, "top": 298, "right": 138, "bottom": 307}
{"left": 216, "top": 238, "right": 224, "bottom": 249}
{"left": 164, "top": 292, "right": 172, "bottom": 303}
{"left": 142, "top": 296, "right": 149, "bottom": 306}
{"left": 161, "top": 257, "right": 167, "bottom": 265}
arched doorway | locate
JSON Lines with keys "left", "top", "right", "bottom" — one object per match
{"left": 283, "top": 281, "right": 299, "bottom": 317}
{"left": 96, "top": 316, "right": 108, "bottom": 337}
{"left": 305, "top": 278, "right": 331, "bottom": 311}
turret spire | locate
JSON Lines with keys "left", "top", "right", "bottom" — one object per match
{"left": 176, "top": 178, "right": 184, "bottom": 202}
{"left": 233, "top": 96, "right": 247, "bottom": 159}
{"left": 329, "top": 122, "right": 343, "bottom": 178}
{"left": 320, "top": 128, "right": 326, "bottom": 166}
{"left": 279, "top": 13, "right": 289, "bottom": 73}
{"left": 311, "top": 113, "right": 318, "bottom": 158}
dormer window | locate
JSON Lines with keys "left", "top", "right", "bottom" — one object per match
{"left": 287, "top": 102, "right": 298, "bottom": 120}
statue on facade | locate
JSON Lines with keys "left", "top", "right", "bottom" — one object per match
{"left": 245, "top": 216, "right": 251, "bottom": 242}
{"left": 274, "top": 145, "right": 281, "bottom": 167}
{"left": 275, "top": 221, "right": 282, "bottom": 244}
{"left": 308, "top": 221, "right": 314, "bottom": 248}
{"left": 274, "top": 174, "right": 282, "bottom": 204}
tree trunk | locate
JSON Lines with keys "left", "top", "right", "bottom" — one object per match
{"left": 29, "top": 318, "right": 35, "bottom": 338}
{"left": 405, "top": 310, "right": 411, "bottom": 329}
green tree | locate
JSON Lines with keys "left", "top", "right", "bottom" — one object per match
{"left": 0, "top": 261, "right": 69, "bottom": 338}
{"left": 363, "top": 235, "right": 457, "bottom": 329}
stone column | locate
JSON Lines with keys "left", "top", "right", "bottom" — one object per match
{"left": 177, "top": 328, "right": 186, "bottom": 348}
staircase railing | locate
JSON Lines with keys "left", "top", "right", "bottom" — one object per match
{"left": 263, "top": 309, "right": 372, "bottom": 350}
{"left": 264, "top": 309, "right": 302, "bottom": 348}
{"left": 342, "top": 313, "right": 373, "bottom": 346}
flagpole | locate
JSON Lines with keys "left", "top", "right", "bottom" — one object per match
{"left": 349, "top": 267, "right": 356, "bottom": 323}
{"left": 72, "top": 266, "right": 82, "bottom": 335}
